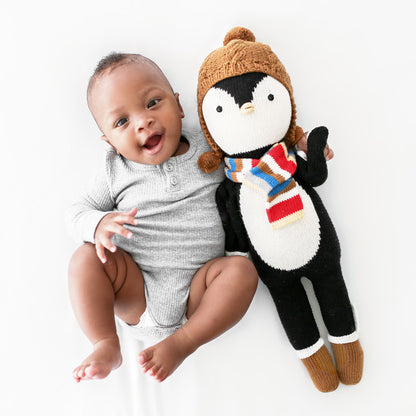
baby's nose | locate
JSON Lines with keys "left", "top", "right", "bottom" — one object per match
{"left": 136, "top": 115, "right": 154, "bottom": 131}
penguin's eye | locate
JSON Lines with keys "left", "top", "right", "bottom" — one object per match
{"left": 216, "top": 106, "right": 223, "bottom": 113}
{"left": 268, "top": 94, "right": 274, "bottom": 101}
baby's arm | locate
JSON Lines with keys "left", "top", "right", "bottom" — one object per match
{"left": 66, "top": 160, "right": 137, "bottom": 263}
{"left": 67, "top": 173, "right": 112, "bottom": 237}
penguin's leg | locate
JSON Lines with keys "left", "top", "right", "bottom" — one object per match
{"left": 267, "top": 275, "right": 339, "bottom": 392}
{"left": 310, "top": 264, "right": 363, "bottom": 385}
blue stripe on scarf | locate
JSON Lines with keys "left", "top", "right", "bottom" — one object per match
{"left": 229, "top": 158, "right": 236, "bottom": 171}
{"left": 250, "top": 166, "right": 280, "bottom": 190}
{"left": 225, "top": 158, "right": 236, "bottom": 180}
{"left": 268, "top": 179, "right": 291, "bottom": 197}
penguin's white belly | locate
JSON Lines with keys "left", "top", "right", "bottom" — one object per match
{"left": 240, "top": 183, "right": 321, "bottom": 271}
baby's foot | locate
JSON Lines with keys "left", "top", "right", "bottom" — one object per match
{"left": 137, "top": 329, "right": 196, "bottom": 382}
{"left": 73, "top": 337, "right": 122, "bottom": 382}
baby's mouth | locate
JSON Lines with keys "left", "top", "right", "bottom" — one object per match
{"left": 143, "top": 134, "right": 163, "bottom": 153}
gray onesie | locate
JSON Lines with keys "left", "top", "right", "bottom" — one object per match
{"left": 67, "top": 128, "right": 225, "bottom": 342}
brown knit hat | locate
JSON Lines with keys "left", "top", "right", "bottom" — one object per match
{"left": 197, "top": 27, "right": 304, "bottom": 173}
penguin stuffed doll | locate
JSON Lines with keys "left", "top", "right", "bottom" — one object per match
{"left": 197, "top": 27, "right": 363, "bottom": 392}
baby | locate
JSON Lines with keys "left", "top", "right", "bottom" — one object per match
{"left": 67, "top": 53, "right": 259, "bottom": 383}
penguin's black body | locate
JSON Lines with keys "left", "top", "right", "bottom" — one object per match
{"left": 203, "top": 72, "right": 357, "bottom": 354}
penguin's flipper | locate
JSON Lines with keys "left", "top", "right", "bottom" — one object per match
{"left": 295, "top": 126, "right": 329, "bottom": 187}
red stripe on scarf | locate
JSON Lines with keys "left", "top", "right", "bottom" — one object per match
{"left": 267, "top": 194, "right": 304, "bottom": 223}
{"left": 268, "top": 144, "right": 297, "bottom": 175}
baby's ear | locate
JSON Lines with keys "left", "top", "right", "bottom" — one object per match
{"left": 101, "top": 134, "right": 110, "bottom": 145}
{"left": 174, "top": 93, "right": 185, "bottom": 118}
{"left": 101, "top": 135, "right": 119, "bottom": 154}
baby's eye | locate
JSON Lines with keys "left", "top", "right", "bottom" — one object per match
{"left": 115, "top": 118, "right": 128, "bottom": 127}
{"left": 216, "top": 106, "right": 223, "bottom": 113}
{"left": 268, "top": 94, "right": 274, "bottom": 101}
{"left": 147, "top": 99, "right": 160, "bottom": 108}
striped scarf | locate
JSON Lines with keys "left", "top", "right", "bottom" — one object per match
{"left": 224, "top": 142, "right": 304, "bottom": 229}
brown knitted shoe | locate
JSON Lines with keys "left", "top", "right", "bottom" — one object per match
{"left": 301, "top": 345, "right": 339, "bottom": 392}
{"left": 331, "top": 340, "right": 364, "bottom": 385}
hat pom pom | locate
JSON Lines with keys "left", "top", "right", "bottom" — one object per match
{"left": 198, "top": 150, "right": 223, "bottom": 173}
{"left": 223, "top": 27, "right": 255, "bottom": 46}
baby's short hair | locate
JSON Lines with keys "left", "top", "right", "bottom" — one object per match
{"left": 87, "top": 52, "right": 165, "bottom": 98}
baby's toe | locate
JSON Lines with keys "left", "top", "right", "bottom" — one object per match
{"left": 155, "top": 369, "right": 167, "bottom": 382}
{"left": 85, "top": 364, "right": 100, "bottom": 379}
{"left": 149, "top": 364, "right": 161, "bottom": 377}
{"left": 73, "top": 365, "right": 86, "bottom": 381}
{"left": 142, "top": 360, "right": 156, "bottom": 374}
{"left": 138, "top": 348, "right": 154, "bottom": 365}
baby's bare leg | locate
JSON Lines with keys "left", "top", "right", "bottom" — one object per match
{"left": 138, "top": 256, "right": 258, "bottom": 382}
{"left": 68, "top": 243, "right": 145, "bottom": 382}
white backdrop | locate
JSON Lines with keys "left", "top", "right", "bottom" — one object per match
{"left": 1, "top": 1, "right": 415, "bottom": 415}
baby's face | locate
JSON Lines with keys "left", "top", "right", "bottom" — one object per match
{"left": 89, "top": 61, "right": 185, "bottom": 165}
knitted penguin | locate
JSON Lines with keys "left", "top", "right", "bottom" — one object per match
{"left": 197, "top": 27, "right": 363, "bottom": 392}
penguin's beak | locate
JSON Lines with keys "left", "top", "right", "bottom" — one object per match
{"left": 240, "top": 102, "right": 255, "bottom": 115}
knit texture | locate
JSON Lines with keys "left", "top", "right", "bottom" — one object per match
{"left": 196, "top": 27, "right": 363, "bottom": 391}
{"left": 197, "top": 27, "right": 302, "bottom": 173}
{"left": 301, "top": 345, "right": 339, "bottom": 393}
{"left": 67, "top": 128, "right": 225, "bottom": 270}
{"left": 331, "top": 340, "right": 364, "bottom": 385}
{"left": 224, "top": 142, "right": 304, "bottom": 229}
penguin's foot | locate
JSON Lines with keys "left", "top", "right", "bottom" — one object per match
{"left": 301, "top": 345, "right": 339, "bottom": 393}
{"left": 331, "top": 339, "right": 364, "bottom": 385}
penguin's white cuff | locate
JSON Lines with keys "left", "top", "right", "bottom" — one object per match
{"left": 295, "top": 338, "right": 324, "bottom": 359}
{"left": 328, "top": 331, "right": 359, "bottom": 344}
{"left": 225, "top": 251, "right": 250, "bottom": 258}
{"left": 328, "top": 303, "right": 360, "bottom": 344}
{"left": 296, "top": 150, "right": 307, "bottom": 160}
{"left": 295, "top": 130, "right": 309, "bottom": 161}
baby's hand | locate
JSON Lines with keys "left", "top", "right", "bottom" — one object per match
{"left": 297, "top": 132, "right": 334, "bottom": 161}
{"left": 94, "top": 207, "right": 138, "bottom": 263}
